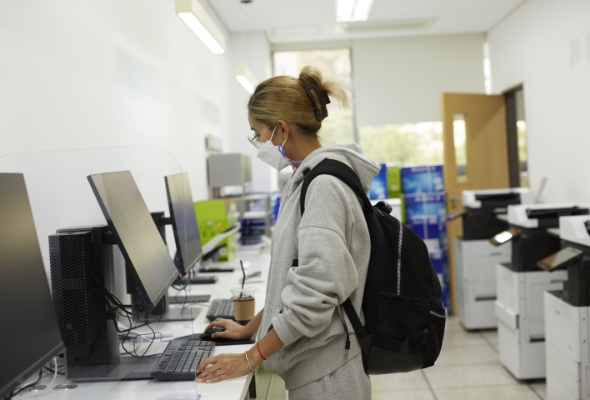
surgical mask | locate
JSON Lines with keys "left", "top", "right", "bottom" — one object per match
{"left": 256, "top": 125, "right": 291, "bottom": 171}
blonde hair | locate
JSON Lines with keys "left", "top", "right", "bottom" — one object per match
{"left": 248, "top": 66, "right": 349, "bottom": 136}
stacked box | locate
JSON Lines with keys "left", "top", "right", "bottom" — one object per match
{"left": 404, "top": 192, "right": 446, "bottom": 223}
{"left": 271, "top": 193, "right": 281, "bottom": 227}
{"left": 194, "top": 199, "right": 237, "bottom": 262}
{"left": 401, "top": 165, "right": 444, "bottom": 194}
{"left": 406, "top": 216, "right": 446, "bottom": 254}
{"left": 386, "top": 165, "right": 402, "bottom": 198}
{"left": 385, "top": 165, "right": 405, "bottom": 222}
{"left": 401, "top": 165, "right": 448, "bottom": 308}
{"left": 240, "top": 211, "right": 266, "bottom": 245}
{"left": 368, "top": 163, "right": 388, "bottom": 200}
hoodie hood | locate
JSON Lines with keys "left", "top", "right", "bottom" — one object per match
{"left": 283, "top": 143, "right": 381, "bottom": 198}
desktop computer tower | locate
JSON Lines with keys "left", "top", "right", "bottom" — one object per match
{"left": 49, "top": 230, "right": 98, "bottom": 356}
{"left": 49, "top": 226, "right": 121, "bottom": 380}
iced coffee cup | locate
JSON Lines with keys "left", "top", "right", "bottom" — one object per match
{"left": 231, "top": 286, "right": 256, "bottom": 324}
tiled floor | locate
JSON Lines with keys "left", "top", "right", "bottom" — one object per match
{"left": 275, "top": 316, "right": 546, "bottom": 400}
{"left": 370, "top": 316, "right": 547, "bottom": 400}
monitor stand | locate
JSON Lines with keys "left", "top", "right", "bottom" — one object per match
{"left": 68, "top": 355, "right": 160, "bottom": 382}
{"left": 138, "top": 305, "right": 201, "bottom": 323}
{"left": 67, "top": 317, "right": 159, "bottom": 382}
{"left": 168, "top": 293, "right": 211, "bottom": 304}
{"left": 132, "top": 294, "right": 201, "bottom": 322}
{"left": 173, "top": 275, "right": 218, "bottom": 285}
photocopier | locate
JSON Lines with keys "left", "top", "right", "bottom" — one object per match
{"left": 493, "top": 203, "right": 589, "bottom": 379}
{"left": 453, "top": 188, "right": 533, "bottom": 330}
{"left": 544, "top": 216, "right": 590, "bottom": 399}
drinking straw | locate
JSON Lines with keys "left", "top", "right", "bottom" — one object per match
{"left": 240, "top": 260, "right": 246, "bottom": 299}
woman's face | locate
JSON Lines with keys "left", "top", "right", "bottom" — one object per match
{"left": 248, "top": 114, "right": 281, "bottom": 147}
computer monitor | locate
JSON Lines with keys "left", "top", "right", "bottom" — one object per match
{"left": 88, "top": 171, "right": 179, "bottom": 311}
{"left": 165, "top": 172, "right": 203, "bottom": 276}
{"left": 0, "top": 173, "right": 65, "bottom": 398}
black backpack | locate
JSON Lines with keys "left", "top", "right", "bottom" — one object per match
{"left": 300, "top": 158, "right": 446, "bottom": 375}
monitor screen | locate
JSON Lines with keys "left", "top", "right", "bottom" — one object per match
{"left": 0, "top": 174, "right": 64, "bottom": 398}
{"left": 88, "top": 171, "right": 178, "bottom": 309}
{"left": 165, "top": 172, "right": 202, "bottom": 276}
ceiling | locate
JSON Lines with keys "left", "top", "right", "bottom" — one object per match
{"left": 209, "top": 0, "right": 528, "bottom": 44}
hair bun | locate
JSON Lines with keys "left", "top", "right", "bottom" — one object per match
{"left": 298, "top": 66, "right": 350, "bottom": 109}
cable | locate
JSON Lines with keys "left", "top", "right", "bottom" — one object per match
{"left": 11, "top": 357, "right": 59, "bottom": 399}
{"left": 25, "top": 357, "right": 57, "bottom": 398}
{"left": 9, "top": 370, "right": 42, "bottom": 398}
{"left": 89, "top": 271, "right": 163, "bottom": 358}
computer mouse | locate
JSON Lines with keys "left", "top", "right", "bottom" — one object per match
{"left": 199, "top": 327, "right": 225, "bottom": 341}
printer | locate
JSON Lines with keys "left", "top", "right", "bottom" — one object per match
{"left": 453, "top": 188, "right": 533, "bottom": 330}
{"left": 494, "top": 203, "right": 589, "bottom": 379}
{"left": 544, "top": 216, "right": 590, "bottom": 399}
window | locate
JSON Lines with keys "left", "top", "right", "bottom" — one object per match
{"left": 273, "top": 49, "right": 354, "bottom": 146}
{"left": 359, "top": 122, "right": 443, "bottom": 165}
{"left": 505, "top": 87, "right": 529, "bottom": 187}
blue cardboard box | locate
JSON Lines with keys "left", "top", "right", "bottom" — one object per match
{"left": 404, "top": 192, "right": 446, "bottom": 222}
{"left": 406, "top": 216, "right": 444, "bottom": 239}
{"left": 368, "top": 163, "right": 388, "bottom": 200}
{"left": 401, "top": 165, "right": 444, "bottom": 194}
{"left": 406, "top": 216, "right": 447, "bottom": 253}
{"left": 432, "top": 252, "right": 449, "bottom": 309}
{"left": 429, "top": 249, "right": 445, "bottom": 274}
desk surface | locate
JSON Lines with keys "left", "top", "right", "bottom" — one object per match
{"left": 35, "top": 249, "right": 271, "bottom": 400}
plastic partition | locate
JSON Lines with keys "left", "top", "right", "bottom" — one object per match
{"left": 0, "top": 145, "right": 203, "bottom": 388}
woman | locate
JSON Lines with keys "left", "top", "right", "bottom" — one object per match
{"left": 196, "top": 66, "right": 379, "bottom": 400}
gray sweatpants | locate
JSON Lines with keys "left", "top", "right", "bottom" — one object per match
{"left": 287, "top": 353, "right": 371, "bottom": 400}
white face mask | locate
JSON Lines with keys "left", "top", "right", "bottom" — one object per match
{"left": 256, "top": 125, "right": 291, "bottom": 171}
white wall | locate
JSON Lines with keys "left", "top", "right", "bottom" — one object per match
{"left": 352, "top": 33, "right": 486, "bottom": 126}
{"left": 488, "top": 0, "right": 590, "bottom": 203}
{"left": 227, "top": 32, "right": 277, "bottom": 193}
{"left": 0, "top": 0, "right": 236, "bottom": 202}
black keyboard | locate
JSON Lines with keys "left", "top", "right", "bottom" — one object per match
{"left": 206, "top": 298, "right": 235, "bottom": 321}
{"left": 151, "top": 336, "right": 215, "bottom": 381}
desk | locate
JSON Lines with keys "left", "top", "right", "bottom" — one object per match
{"left": 35, "top": 249, "right": 271, "bottom": 400}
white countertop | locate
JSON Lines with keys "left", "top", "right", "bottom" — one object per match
{"left": 25, "top": 249, "right": 272, "bottom": 400}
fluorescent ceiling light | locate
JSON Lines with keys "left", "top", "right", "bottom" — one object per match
{"left": 235, "top": 64, "right": 257, "bottom": 94}
{"left": 175, "top": 0, "right": 225, "bottom": 54}
{"left": 337, "top": 0, "right": 374, "bottom": 22}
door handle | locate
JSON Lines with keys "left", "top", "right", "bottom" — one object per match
{"left": 450, "top": 195, "right": 461, "bottom": 209}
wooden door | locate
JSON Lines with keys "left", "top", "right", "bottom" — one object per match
{"left": 441, "top": 93, "right": 511, "bottom": 314}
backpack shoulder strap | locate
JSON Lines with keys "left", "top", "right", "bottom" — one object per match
{"left": 300, "top": 158, "right": 373, "bottom": 215}
{"left": 299, "top": 158, "right": 373, "bottom": 353}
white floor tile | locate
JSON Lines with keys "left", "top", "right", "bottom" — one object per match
{"left": 372, "top": 389, "right": 435, "bottom": 400}
{"left": 435, "top": 344, "right": 499, "bottom": 366}
{"left": 529, "top": 381, "right": 547, "bottom": 399}
{"left": 435, "top": 385, "right": 540, "bottom": 400}
{"left": 445, "top": 316, "right": 464, "bottom": 333}
{"left": 442, "top": 327, "right": 489, "bottom": 349}
{"left": 480, "top": 330, "right": 499, "bottom": 350}
{"left": 423, "top": 364, "right": 520, "bottom": 389}
{"left": 370, "top": 370, "right": 429, "bottom": 392}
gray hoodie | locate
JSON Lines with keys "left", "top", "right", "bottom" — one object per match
{"left": 258, "top": 143, "right": 380, "bottom": 390}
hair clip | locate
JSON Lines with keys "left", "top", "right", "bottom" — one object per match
{"left": 304, "top": 83, "right": 330, "bottom": 121}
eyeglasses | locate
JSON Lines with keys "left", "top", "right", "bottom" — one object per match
{"left": 247, "top": 134, "right": 261, "bottom": 149}
{"left": 247, "top": 124, "right": 276, "bottom": 149}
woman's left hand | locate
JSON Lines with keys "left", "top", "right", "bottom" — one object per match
{"left": 195, "top": 352, "right": 254, "bottom": 384}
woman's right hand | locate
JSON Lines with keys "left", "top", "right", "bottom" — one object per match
{"left": 204, "top": 318, "right": 254, "bottom": 340}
